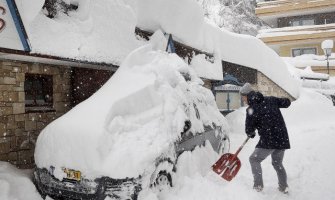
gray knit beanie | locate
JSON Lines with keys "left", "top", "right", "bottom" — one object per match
{"left": 239, "top": 83, "right": 254, "bottom": 96}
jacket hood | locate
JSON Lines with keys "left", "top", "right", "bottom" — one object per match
{"left": 247, "top": 91, "right": 264, "bottom": 106}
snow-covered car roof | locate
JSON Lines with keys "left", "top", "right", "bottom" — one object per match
{"left": 34, "top": 45, "right": 229, "bottom": 179}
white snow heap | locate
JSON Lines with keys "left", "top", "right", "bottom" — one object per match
{"left": 34, "top": 45, "right": 228, "bottom": 179}
{"left": 24, "top": 0, "right": 143, "bottom": 64}
{"left": 190, "top": 54, "right": 223, "bottom": 81}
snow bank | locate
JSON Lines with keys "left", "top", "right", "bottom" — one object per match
{"left": 34, "top": 45, "right": 227, "bottom": 179}
{"left": 283, "top": 88, "right": 335, "bottom": 127}
{"left": 0, "top": 162, "right": 42, "bottom": 200}
{"left": 143, "top": 88, "right": 335, "bottom": 200}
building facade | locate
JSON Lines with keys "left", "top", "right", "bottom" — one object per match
{"left": 256, "top": 0, "right": 335, "bottom": 75}
{"left": 0, "top": 54, "right": 115, "bottom": 168}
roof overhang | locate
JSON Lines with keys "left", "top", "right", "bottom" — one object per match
{"left": 0, "top": 47, "right": 118, "bottom": 71}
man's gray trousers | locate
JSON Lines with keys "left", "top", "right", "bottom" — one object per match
{"left": 249, "top": 148, "right": 288, "bottom": 189}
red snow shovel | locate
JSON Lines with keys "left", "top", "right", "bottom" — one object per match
{"left": 212, "top": 137, "right": 250, "bottom": 181}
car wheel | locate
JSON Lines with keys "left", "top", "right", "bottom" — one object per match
{"left": 154, "top": 170, "right": 172, "bottom": 192}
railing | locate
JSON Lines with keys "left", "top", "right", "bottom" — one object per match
{"left": 257, "top": 0, "right": 327, "bottom": 8}
{"left": 259, "top": 23, "right": 335, "bottom": 35}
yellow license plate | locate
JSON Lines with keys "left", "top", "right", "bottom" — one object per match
{"left": 63, "top": 168, "right": 81, "bottom": 181}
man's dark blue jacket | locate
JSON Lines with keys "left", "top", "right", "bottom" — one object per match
{"left": 245, "top": 91, "right": 291, "bottom": 149}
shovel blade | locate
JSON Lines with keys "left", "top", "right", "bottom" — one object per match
{"left": 212, "top": 153, "right": 242, "bottom": 181}
{"left": 222, "top": 158, "right": 241, "bottom": 181}
{"left": 212, "top": 153, "right": 234, "bottom": 174}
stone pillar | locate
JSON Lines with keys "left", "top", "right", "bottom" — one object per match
{"left": 256, "top": 72, "right": 295, "bottom": 101}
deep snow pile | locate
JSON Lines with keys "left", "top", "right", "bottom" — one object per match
{"left": 2, "top": 88, "right": 335, "bottom": 200}
{"left": 34, "top": 44, "right": 227, "bottom": 180}
{"left": 21, "top": 0, "right": 143, "bottom": 64}
{"left": 0, "top": 162, "right": 42, "bottom": 200}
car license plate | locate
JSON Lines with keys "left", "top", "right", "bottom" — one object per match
{"left": 63, "top": 168, "right": 81, "bottom": 181}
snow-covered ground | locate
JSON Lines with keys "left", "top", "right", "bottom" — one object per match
{"left": 1, "top": 87, "right": 335, "bottom": 200}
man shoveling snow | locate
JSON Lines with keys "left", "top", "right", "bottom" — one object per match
{"left": 240, "top": 83, "right": 291, "bottom": 194}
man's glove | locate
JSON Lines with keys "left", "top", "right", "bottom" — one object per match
{"left": 248, "top": 131, "right": 256, "bottom": 138}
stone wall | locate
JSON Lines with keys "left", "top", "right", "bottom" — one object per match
{"left": 0, "top": 60, "right": 71, "bottom": 168}
{"left": 255, "top": 72, "right": 295, "bottom": 101}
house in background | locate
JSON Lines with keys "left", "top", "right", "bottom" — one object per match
{"left": 255, "top": 0, "right": 335, "bottom": 75}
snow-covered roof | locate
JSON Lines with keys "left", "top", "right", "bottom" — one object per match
{"left": 12, "top": 0, "right": 299, "bottom": 98}
{"left": 14, "top": 0, "right": 143, "bottom": 65}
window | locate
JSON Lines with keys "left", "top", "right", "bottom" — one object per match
{"left": 24, "top": 74, "right": 53, "bottom": 109}
{"left": 292, "top": 47, "right": 317, "bottom": 57}
{"left": 324, "top": 18, "right": 335, "bottom": 25}
{"left": 291, "top": 18, "right": 315, "bottom": 27}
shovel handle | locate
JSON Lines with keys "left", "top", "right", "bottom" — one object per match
{"left": 234, "top": 137, "right": 250, "bottom": 156}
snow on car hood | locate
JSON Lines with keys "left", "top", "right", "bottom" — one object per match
{"left": 34, "top": 45, "right": 228, "bottom": 179}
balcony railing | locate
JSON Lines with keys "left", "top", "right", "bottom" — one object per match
{"left": 256, "top": 0, "right": 329, "bottom": 8}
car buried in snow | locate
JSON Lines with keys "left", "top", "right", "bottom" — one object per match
{"left": 33, "top": 46, "right": 230, "bottom": 200}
